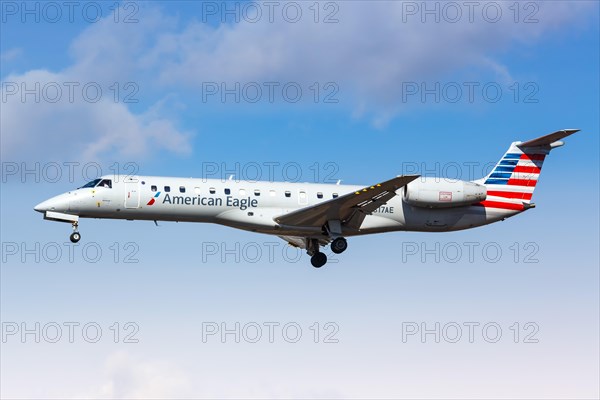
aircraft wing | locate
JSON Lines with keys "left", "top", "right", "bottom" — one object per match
{"left": 274, "top": 175, "right": 419, "bottom": 230}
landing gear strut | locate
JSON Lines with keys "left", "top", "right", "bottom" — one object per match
{"left": 70, "top": 222, "right": 81, "bottom": 243}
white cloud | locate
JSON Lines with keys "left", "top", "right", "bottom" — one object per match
{"left": 77, "top": 350, "right": 347, "bottom": 399}
{"left": 79, "top": 351, "right": 191, "bottom": 399}
{"left": 1, "top": 69, "right": 191, "bottom": 162}
{"left": 0, "top": 48, "right": 23, "bottom": 63}
{"left": 140, "top": 1, "right": 593, "bottom": 118}
{"left": 2, "top": 0, "right": 592, "bottom": 159}
{"left": 1, "top": 6, "right": 191, "bottom": 162}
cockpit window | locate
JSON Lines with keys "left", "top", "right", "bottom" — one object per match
{"left": 98, "top": 179, "right": 112, "bottom": 188}
{"left": 79, "top": 178, "right": 101, "bottom": 189}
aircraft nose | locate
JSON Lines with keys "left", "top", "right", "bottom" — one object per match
{"left": 34, "top": 200, "right": 49, "bottom": 213}
{"left": 34, "top": 195, "right": 70, "bottom": 213}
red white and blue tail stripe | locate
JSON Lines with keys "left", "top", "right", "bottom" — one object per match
{"left": 475, "top": 129, "right": 579, "bottom": 212}
{"left": 479, "top": 144, "right": 545, "bottom": 211}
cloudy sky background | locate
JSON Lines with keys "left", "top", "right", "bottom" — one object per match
{"left": 1, "top": 1, "right": 599, "bottom": 398}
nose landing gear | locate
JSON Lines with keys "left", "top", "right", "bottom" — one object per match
{"left": 69, "top": 222, "right": 81, "bottom": 243}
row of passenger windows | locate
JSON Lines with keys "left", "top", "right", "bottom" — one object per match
{"left": 149, "top": 184, "right": 338, "bottom": 199}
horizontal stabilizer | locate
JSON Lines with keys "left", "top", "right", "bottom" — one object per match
{"left": 518, "top": 129, "right": 579, "bottom": 148}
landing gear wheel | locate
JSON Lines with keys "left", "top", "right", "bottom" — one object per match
{"left": 311, "top": 252, "right": 327, "bottom": 268}
{"left": 70, "top": 232, "right": 81, "bottom": 243}
{"left": 331, "top": 237, "right": 348, "bottom": 254}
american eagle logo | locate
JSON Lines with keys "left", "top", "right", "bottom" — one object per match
{"left": 147, "top": 192, "right": 161, "bottom": 206}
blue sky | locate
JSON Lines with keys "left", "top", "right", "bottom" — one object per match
{"left": 1, "top": 1, "right": 599, "bottom": 398}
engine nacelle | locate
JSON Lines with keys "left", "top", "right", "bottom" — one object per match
{"left": 403, "top": 178, "right": 487, "bottom": 208}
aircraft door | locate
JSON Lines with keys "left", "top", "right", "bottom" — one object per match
{"left": 124, "top": 178, "right": 140, "bottom": 208}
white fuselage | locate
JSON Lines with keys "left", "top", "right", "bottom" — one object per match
{"left": 35, "top": 175, "right": 518, "bottom": 238}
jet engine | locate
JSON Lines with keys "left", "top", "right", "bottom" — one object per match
{"left": 403, "top": 177, "right": 487, "bottom": 208}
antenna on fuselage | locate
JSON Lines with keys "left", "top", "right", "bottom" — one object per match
{"left": 228, "top": 175, "right": 234, "bottom": 181}
{"left": 336, "top": 180, "right": 341, "bottom": 185}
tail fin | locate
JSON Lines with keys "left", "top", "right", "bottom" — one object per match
{"left": 478, "top": 129, "right": 579, "bottom": 211}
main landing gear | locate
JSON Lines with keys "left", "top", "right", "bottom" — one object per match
{"left": 330, "top": 237, "right": 348, "bottom": 254}
{"left": 311, "top": 252, "right": 327, "bottom": 268}
{"left": 307, "top": 238, "right": 327, "bottom": 268}
{"left": 307, "top": 237, "right": 349, "bottom": 268}
{"left": 69, "top": 222, "right": 81, "bottom": 243}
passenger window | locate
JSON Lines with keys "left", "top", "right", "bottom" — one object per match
{"left": 164, "top": 186, "right": 171, "bottom": 193}
{"left": 285, "top": 191, "right": 291, "bottom": 198}
{"left": 254, "top": 189, "right": 260, "bottom": 196}
{"left": 209, "top": 188, "right": 215, "bottom": 194}
{"left": 98, "top": 179, "right": 112, "bottom": 188}
{"left": 269, "top": 190, "right": 276, "bottom": 197}
{"left": 194, "top": 187, "right": 201, "bottom": 194}
{"left": 179, "top": 186, "right": 186, "bottom": 193}
{"left": 239, "top": 189, "right": 246, "bottom": 196}
{"left": 151, "top": 185, "right": 157, "bottom": 192}
{"left": 225, "top": 188, "right": 231, "bottom": 195}
{"left": 332, "top": 193, "right": 338, "bottom": 198}
{"left": 317, "top": 192, "right": 323, "bottom": 199}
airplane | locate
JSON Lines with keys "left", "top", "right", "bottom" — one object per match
{"left": 34, "top": 129, "right": 579, "bottom": 268}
